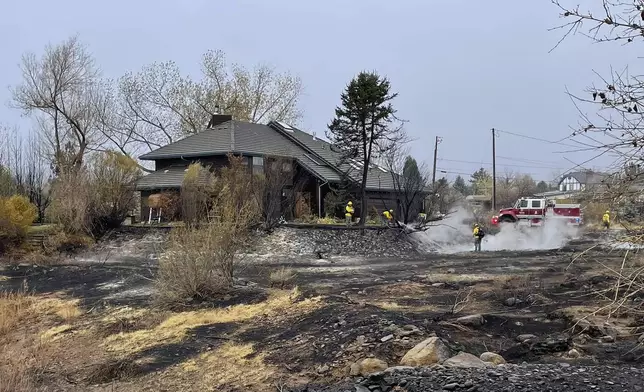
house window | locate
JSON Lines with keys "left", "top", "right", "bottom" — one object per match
{"left": 282, "top": 161, "right": 292, "bottom": 172}
{"left": 252, "top": 156, "right": 264, "bottom": 175}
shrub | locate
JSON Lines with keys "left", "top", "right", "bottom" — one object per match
{"left": 157, "top": 155, "right": 261, "bottom": 304}
{"left": 46, "top": 170, "right": 91, "bottom": 235}
{"left": 42, "top": 231, "right": 93, "bottom": 255}
{"left": 89, "top": 151, "right": 140, "bottom": 234}
{"left": 46, "top": 151, "right": 140, "bottom": 237}
{"left": 269, "top": 267, "right": 297, "bottom": 288}
{"left": 0, "top": 195, "right": 37, "bottom": 252}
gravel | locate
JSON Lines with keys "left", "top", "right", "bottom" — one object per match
{"left": 249, "top": 227, "right": 418, "bottom": 257}
{"left": 293, "top": 364, "right": 644, "bottom": 392}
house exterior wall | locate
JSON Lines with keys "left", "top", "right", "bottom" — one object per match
{"left": 559, "top": 176, "right": 582, "bottom": 192}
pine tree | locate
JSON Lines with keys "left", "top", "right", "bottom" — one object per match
{"left": 536, "top": 180, "right": 549, "bottom": 193}
{"left": 327, "top": 71, "right": 403, "bottom": 226}
{"left": 452, "top": 175, "right": 469, "bottom": 196}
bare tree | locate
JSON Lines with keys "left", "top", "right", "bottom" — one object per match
{"left": 551, "top": 0, "right": 644, "bottom": 326}
{"left": 384, "top": 144, "right": 430, "bottom": 224}
{"left": 11, "top": 36, "right": 106, "bottom": 175}
{"left": 200, "top": 50, "right": 303, "bottom": 124}
{"left": 109, "top": 50, "right": 304, "bottom": 163}
{"left": 253, "top": 157, "right": 304, "bottom": 230}
{"left": 0, "top": 127, "right": 51, "bottom": 221}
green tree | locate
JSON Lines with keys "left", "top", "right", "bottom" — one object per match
{"left": 327, "top": 71, "right": 404, "bottom": 226}
{"left": 536, "top": 180, "right": 549, "bottom": 193}
{"left": 452, "top": 175, "right": 469, "bottom": 195}
{"left": 403, "top": 156, "right": 421, "bottom": 182}
{"left": 470, "top": 168, "right": 492, "bottom": 195}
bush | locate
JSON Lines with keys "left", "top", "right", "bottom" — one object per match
{"left": 46, "top": 151, "right": 140, "bottom": 237}
{"left": 0, "top": 195, "right": 37, "bottom": 252}
{"left": 46, "top": 170, "right": 91, "bottom": 235}
{"left": 269, "top": 267, "right": 297, "bottom": 288}
{"left": 156, "top": 155, "right": 261, "bottom": 304}
{"left": 42, "top": 231, "right": 93, "bottom": 255}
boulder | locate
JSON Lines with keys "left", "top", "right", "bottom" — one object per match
{"left": 400, "top": 337, "right": 451, "bottom": 366}
{"left": 505, "top": 297, "right": 522, "bottom": 307}
{"left": 349, "top": 358, "right": 388, "bottom": 376}
{"left": 566, "top": 348, "right": 581, "bottom": 359}
{"left": 480, "top": 352, "right": 506, "bottom": 365}
{"left": 443, "top": 352, "right": 488, "bottom": 369}
{"left": 456, "top": 314, "right": 485, "bottom": 327}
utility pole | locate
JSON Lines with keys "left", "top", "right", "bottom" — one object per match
{"left": 492, "top": 128, "right": 497, "bottom": 211}
{"left": 431, "top": 136, "right": 442, "bottom": 190}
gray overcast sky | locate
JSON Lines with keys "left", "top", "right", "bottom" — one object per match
{"left": 0, "top": 0, "right": 636, "bottom": 182}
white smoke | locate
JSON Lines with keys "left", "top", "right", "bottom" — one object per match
{"left": 409, "top": 206, "right": 579, "bottom": 253}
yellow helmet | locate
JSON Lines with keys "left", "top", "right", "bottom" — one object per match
{"left": 474, "top": 223, "right": 479, "bottom": 227}
{"left": 606, "top": 210, "right": 610, "bottom": 214}
{"left": 348, "top": 201, "right": 353, "bottom": 206}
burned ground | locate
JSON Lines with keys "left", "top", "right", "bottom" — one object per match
{"left": 1, "top": 228, "right": 643, "bottom": 391}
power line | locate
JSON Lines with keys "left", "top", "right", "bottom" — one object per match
{"left": 495, "top": 129, "right": 582, "bottom": 149}
{"left": 436, "top": 167, "right": 546, "bottom": 177}
{"left": 437, "top": 158, "right": 565, "bottom": 170}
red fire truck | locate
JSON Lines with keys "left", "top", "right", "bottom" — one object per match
{"left": 491, "top": 197, "right": 582, "bottom": 227}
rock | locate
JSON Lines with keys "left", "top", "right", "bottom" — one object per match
{"left": 516, "top": 334, "right": 537, "bottom": 343}
{"left": 383, "top": 366, "right": 415, "bottom": 373}
{"left": 600, "top": 335, "right": 615, "bottom": 343}
{"left": 480, "top": 352, "right": 506, "bottom": 365}
{"left": 639, "top": 334, "right": 644, "bottom": 344}
{"left": 447, "top": 268, "right": 456, "bottom": 274}
{"left": 317, "top": 364, "right": 330, "bottom": 374}
{"left": 350, "top": 358, "right": 389, "bottom": 377}
{"left": 380, "top": 334, "right": 394, "bottom": 343}
{"left": 349, "top": 362, "right": 361, "bottom": 376}
{"left": 505, "top": 297, "right": 522, "bottom": 306}
{"left": 355, "top": 386, "right": 371, "bottom": 392}
{"left": 356, "top": 335, "right": 367, "bottom": 345}
{"left": 395, "top": 325, "right": 421, "bottom": 337}
{"left": 443, "top": 352, "right": 488, "bottom": 369}
{"left": 432, "top": 282, "right": 446, "bottom": 288}
{"left": 566, "top": 348, "right": 580, "bottom": 359}
{"left": 443, "top": 383, "right": 459, "bottom": 390}
{"left": 456, "top": 314, "right": 485, "bottom": 327}
{"left": 400, "top": 337, "right": 451, "bottom": 366}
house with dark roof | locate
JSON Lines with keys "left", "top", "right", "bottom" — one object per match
{"left": 558, "top": 170, "right": 609, "bottom": 192}
{"left": 135, "top": 115, "right": 418, "bottom": 221}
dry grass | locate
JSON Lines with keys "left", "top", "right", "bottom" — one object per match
{"left": 104, "top": 289, "right": 322, "bottom": 355}
{"left": 0, "top": 287, "right": 34, "bottom": 337}
{"left": 32, "top": 297, "right": 82, "bottom": 321}
{"left": 369, "top": 301, "right": 440, "bottom": 313}
{"left": 0, "top": 358, "right": 34, "bottom": 392}
{"left": 269, "top": 267, "right": 297, "bottom": 288}
{"left": 179, "top": 342, "right": 277, "bottom": 389}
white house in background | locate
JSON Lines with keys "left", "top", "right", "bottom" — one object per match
{"left": 558, "top": 170, "right": 608, "bottom": 192}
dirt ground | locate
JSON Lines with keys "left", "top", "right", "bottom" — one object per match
{"left": 1, "top": 229, "right": 643, "bottom": 391}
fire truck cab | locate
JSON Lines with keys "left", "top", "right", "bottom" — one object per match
{"left": 492, "top": 197, "right": 582, "bottom": 227}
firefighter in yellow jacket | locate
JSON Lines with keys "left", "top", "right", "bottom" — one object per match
{"left": 602, "top": 210, "right": 610, "bottom": 230}
{"left": 473, "top": 223, "right": 485, "bottom": 252}
{"left": 382, "top": 209, "right": 394, "bottom": 226}
{"left": 345, "top": 201, "right": 354, "bottom": 226}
